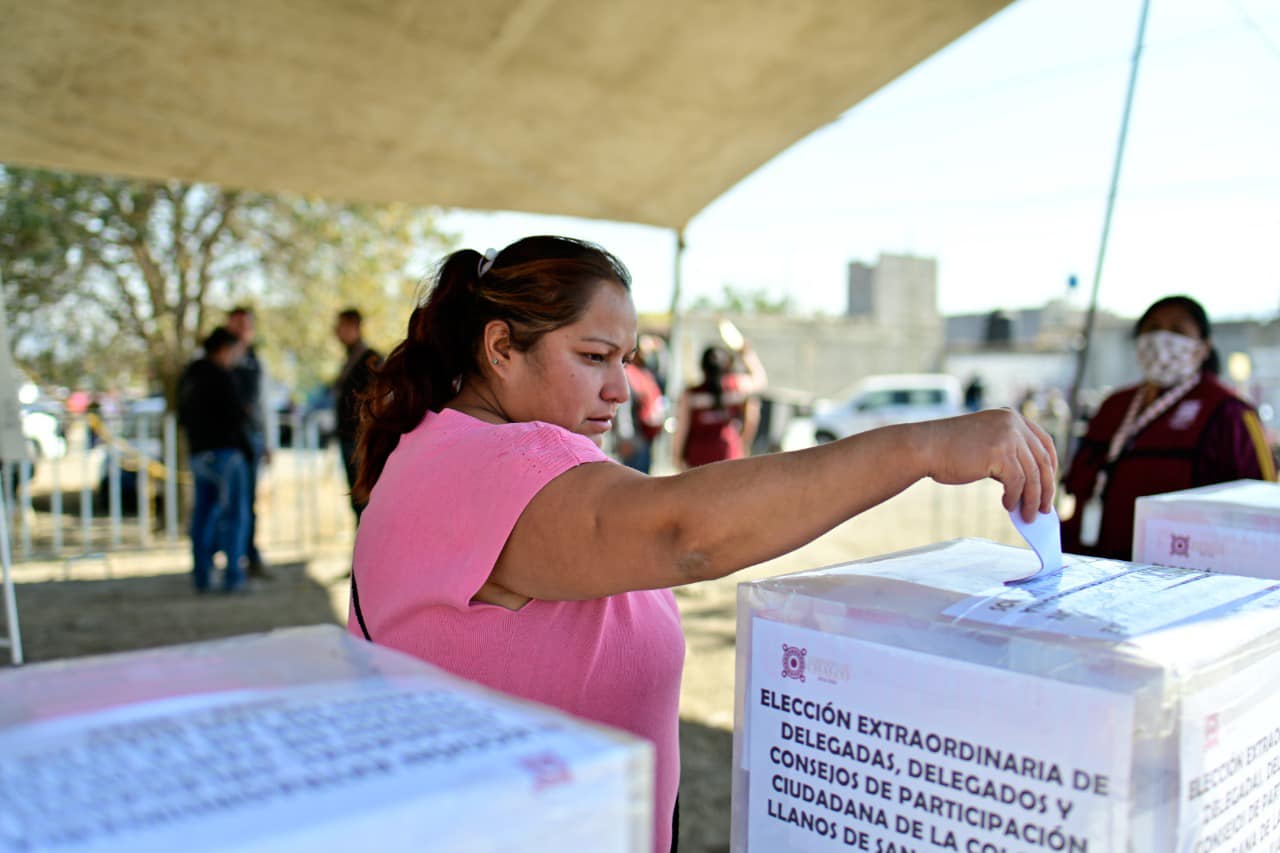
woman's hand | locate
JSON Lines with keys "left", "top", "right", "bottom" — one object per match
{"left": 919, "top": 409, "right": 1058, "bottom": 522}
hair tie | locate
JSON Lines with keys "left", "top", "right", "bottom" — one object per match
{"left": 477, "top": 248, "right": 498, "bottom": 278}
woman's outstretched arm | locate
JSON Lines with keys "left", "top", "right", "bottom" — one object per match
{"left": 489, "top": 409, "right": 1057, "bottom": 602}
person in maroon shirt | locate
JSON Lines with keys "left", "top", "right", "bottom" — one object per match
{"left": 1062, "top": 295, "right": 1277, "bottom": 560}
{"left": 672, "top": 343, "right": 767, "bottom": 469}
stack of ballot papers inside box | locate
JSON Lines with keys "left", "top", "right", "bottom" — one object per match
{"left": 0, "top": 625, "right": 652, "bottom": 853}
{"left": 1134, "top": 479, "right": 1280, "bottom": 578}
{"left": 732, "top": 539, "right": 1280, "bottom": 852}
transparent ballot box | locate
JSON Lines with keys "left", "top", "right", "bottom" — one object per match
{"left": 732, "top": 539, "right": 1280, "bottom": 852}
{"left": 1134, "top": 479, "right": 1280, "bottom": 578}
{"left": 0, "top": 625, "right": 652, "bottom": 853}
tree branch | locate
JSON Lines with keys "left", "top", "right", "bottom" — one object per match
{"left": 184, "top": 192, "right": 239, "bottom": 352}
{"left": 80, "top": 242, "right": 154, "bottom": 349}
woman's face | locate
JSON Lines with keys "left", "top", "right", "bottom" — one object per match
{"left": 503, "top": 281, "right": 638, "bottom": 444}
{"left": 1137, "top": 303, "right": 1210, "bottom": 364}
{"left": 1134, "top": 302, "right": 1211, "bottom": 386}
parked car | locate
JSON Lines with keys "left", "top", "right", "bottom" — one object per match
{"left": 808, "top": 374, "right": 964, "bottom": 443}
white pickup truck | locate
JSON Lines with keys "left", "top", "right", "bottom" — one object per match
{"left": 794, "top": 373, "right": 964, "bottom": 446}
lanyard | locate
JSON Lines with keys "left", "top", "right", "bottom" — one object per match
{"left": 1092, "top": 374, "right": 1199, "bottom": 499}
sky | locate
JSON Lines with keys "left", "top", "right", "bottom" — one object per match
{"left": 438, "top": 0, "right": 1280, "bottom": 322}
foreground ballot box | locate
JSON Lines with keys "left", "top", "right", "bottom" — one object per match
{"left": 0, "top": 625, "right": 652, "bottom": 853}
{"left": 1134, "top": 479, "right": 1280, "bottom": 578}
{"left": 732, "top": 539, "right": 1280, "bottom": 852}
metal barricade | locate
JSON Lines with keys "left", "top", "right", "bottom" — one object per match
{"left": 6, "top": 406, "right": 351, "bottom": 570}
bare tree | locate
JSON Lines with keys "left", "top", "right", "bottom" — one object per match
{"left": 1, "top": 166, "right": 449, "bottom": 402}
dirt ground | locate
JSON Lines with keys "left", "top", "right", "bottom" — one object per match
{"left": 3, "top": 478, "right": 1021, "bottom": 853}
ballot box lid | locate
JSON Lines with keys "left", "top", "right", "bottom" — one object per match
{"left": 0, "top": 626, "right": 653, "bottom": 853}
{"left": 739, "top": 539, "right": 1280, "bottom": 685}
{"left": 0, "top": 624, "right": 438, "bottom": 727}
{"left": 1138, "top": 479, "right": 1280, "bottom": 512}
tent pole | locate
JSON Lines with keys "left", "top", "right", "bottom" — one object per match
{"left": 0, "top": 481, "right": 20, "bottom": 665}
{"left": 1067, "top": 0, "right": 1152, "bottom": 426}
{"left": 666, "top": 229, "right": 688, "bottom": 401}
{"left": 0, "top": 279, "right": 25, "bottom": 665}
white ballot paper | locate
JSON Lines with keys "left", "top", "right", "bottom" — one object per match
{"left": 1005, "top": 506, "right": 1063, "bottom": 584}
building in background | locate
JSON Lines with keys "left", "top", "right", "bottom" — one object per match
{"left": 846, "top": 253, "right": 937, "bottom": 329}
{"left": 670, "top": 255, "right": 1278, "bottom": 453}
{"left": 676, "top": 253, "right": 944, "bottom": 402}
{"left": 943, "top": 302, "right": 1279, "bottom": 444}
{"left": 942, "top": 299, "right": 1130, "bottom": 411}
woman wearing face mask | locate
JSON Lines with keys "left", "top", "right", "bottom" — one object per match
{"left": 1062, "top": 295, "right": 1277, "bottom": 559}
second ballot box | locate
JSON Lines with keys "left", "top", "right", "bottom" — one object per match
{"left": 1134, "top": 479, "right": 1280, "bottom": 578}
{"left": 0, "top": 625, "right": 653, "bottom": 853}
{"left": 732, "top": 539, "right": 1280, "bottom": 852}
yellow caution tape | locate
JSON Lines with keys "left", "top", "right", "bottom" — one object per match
{"left": 86, "top": 412, "right": 193, "bottom": 485}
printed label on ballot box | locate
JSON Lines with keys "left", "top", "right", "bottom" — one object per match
{"left": 1178, "top": 653, "right": 1280, "bottom": 850}
{"left": 1140, "top": 518, "right": 1280, "bottom": 578}
{"left": 746, "top": 618, "right": 1133, "bottom": 851}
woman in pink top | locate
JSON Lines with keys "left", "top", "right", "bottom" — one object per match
{"left": 348, "top": 236, "right": 1058, "bottom": 853}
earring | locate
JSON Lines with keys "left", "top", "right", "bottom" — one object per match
{"left": 492, "top": 359, "right": 499, "bottom": 365}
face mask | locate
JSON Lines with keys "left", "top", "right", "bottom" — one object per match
{"left": 1135, "top": 330, "right": 1203, "bottom": 387}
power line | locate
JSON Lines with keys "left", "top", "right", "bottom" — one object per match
{"left": 1231, "top": 0, "right": 1280, "bottom": 64}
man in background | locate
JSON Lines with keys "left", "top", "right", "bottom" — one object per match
{"left": 177, "top": 327, "right": 251, "bottom": 593}
{"left": 333, "top": 308, "right": 382, "bottom": 522}
{"left": 226, "top": 306, "right": 270, "bottom": 579}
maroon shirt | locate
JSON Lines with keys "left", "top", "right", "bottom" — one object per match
{"left": 1062, "top": 374, "right": 1276, "bottom": 560}
{"left": 681, "top": 374, "right": 747, "bottom": 468}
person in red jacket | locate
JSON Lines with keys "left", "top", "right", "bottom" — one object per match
{"left": 1062, "top": 295, "right": 1277, "bottom": 560}
{"left": 614, "top": 357, "right": 665, "bottom": 473}
{"left": 672, "top": 342, "right": 767, "bottom": 469}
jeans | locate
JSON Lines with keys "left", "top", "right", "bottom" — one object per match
{"left": 190, "top": 449, "right": 250, "bottom": 591}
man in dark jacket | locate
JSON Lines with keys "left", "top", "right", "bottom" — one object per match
{"left": 333, "top": 308, "right": 382, "bottom": 522}
{"left": 178, "top": 327, "right": 251, "bottom": 593}
{"left": 226, "top": 306, "right": 270, "bottom": 578}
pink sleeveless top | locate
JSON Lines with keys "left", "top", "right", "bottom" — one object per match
{"left": 349, "top": 408, "right": 684, "bottom": 852}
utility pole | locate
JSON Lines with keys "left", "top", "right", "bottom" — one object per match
{"left": 1068, "top": 0, "right": 1153, "bottom": 425}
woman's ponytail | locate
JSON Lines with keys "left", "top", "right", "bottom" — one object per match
{"left": 700, "top": 346, "right": 728, "bottom": 410}
{"left": 352, "top": 250, "right": 484, "bottom": 502}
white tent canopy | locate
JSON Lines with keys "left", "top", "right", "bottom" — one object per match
{"left": 1, "top": 0, "right": 1010, "bottom": 229}
{"left": 0, "top": 1, "right": 1014, "bottom": 666}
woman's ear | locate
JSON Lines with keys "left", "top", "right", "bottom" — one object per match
{"left": 482, "top": 320, "right": 513, "bottom": 368}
